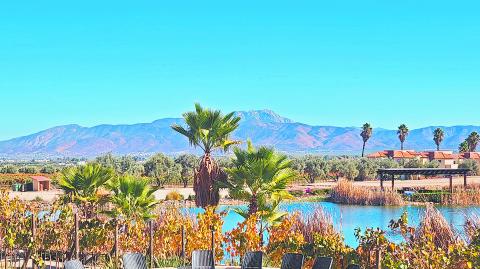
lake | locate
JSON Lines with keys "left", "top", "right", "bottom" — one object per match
{"left": 185, "top": 201, "right": 480, "bottom": 247}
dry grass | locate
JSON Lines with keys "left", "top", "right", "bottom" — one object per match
{"left": 415, "top": 205, "right": 459, "bottom": 250}
{"left": 330, "top": 180, "right": 404, "bottom": 206}
{"left": 442, "top": 185, "right": 480, "bottom": 206}
{"left": 293, "top": 207, "right": 339, "bottom": 243}
{"left": 465, "top": 212, "right": 480, "bottom": 243}
{"left": 164, "top": 190, "right": 184, "bottom": 201}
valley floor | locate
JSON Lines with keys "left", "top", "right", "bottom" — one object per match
{"left": 8, "top": 176, "right": 480, "bottom": 203}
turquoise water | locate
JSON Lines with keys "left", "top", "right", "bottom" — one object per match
{"left": 185, "top": 202, "right": 480, "bottom": 247}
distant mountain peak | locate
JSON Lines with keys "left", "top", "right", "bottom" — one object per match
{"left": 235, "top": 109, "right": 294, "bottom": 124}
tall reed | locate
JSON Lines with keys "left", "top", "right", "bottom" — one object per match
{"left": 442, "top": 185, "right": 480, "bottom": 206}
{"left": 330, "top": 180, "right": 404, "bottom": 206}
{"left": 414, "top": 205, "right": 459, "bottom": 250}
{"left": 465, "top": 212, "right": 480, "bottom": 244}
{"left": 293, "top": 207, "right": 339, "bottom": 243}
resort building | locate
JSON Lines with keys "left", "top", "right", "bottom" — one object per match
{"left": 367, "top": 150, "right": 462, "bottom": 169}
{"left": 367, "top": 150, "right": 417, "bottom": 162}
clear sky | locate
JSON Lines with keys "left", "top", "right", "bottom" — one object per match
{"left": 1, "top": 1, "right": 480, "bottom": 140}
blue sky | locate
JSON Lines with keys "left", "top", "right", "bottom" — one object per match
{"left": 1, "top": 1, "right": 479, "bottom": 140}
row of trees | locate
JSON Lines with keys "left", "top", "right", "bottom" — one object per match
{"left": 360, "top": 123, "right": 480, "bottom": 155}
{"left": 93, "top": 153, "right": 210, "bottom": 188}
{"left": 0, "top": 164, "right": 58, "bottom": 174}
{"left": 87, "top": 152, "right": 480, "bottom": 188}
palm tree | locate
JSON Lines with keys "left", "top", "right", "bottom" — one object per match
{"left": 397, "top": 124, "right": 409, "bottom": 150}
{"left": 360, "top": 123, "right": 373, "bottom": 157}
{"left": 59, "top": 163, "right": 115, "bottom": 217}
{"left": 467, "top": 131, "right": 480, "bottom": 152}
{"left": 433, "top": 128, "right": 444, "bottom": 151}
{"left": 171, "top": 103, "right": 241, "bottom": 207}
{"left": 107, "top": 175, "right": 158, "bottom": 220}
{"left": 221, "top": 141, "right": 294, "bottom": 219}
{"left": 220, "top": 141, "right": 295, "bottom": 245}
{"left": 459, "top": 141, "right": 470, "bottom": 153}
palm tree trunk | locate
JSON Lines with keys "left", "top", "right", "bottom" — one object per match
{"left": 401, "top": 142, "right": 404, "bottom": 150}
{"left": 194, "top": 153, "right": 225, "bottom": 208}
{"left": 248, "top": 195, "right": 258, "bottom": 215}
{"left": 437, "top": 144, "right": 440, "bottom": 151}
{"left": 361, "top": 142, "right": 366, "bottom": 157}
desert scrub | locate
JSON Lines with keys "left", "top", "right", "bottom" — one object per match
{"left": 330, "top": 180, "right": 404, "bottom": 206}
{"left": 165, "top": 190, "right": 184, "bottom": 201}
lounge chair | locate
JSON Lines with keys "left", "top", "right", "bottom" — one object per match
{"left": 192, "top": 250, "right": 214, "bottom": 269}
{"left": 280, "top": 253, "right": 304, "bottom": 269}
{"left": 346, "top": 264, "right": 360, "bottom": 269}
{"left": 64, "top": 259, "right": 85, "bottom": 269}
{"left": 122, "top": 252, "right": 148, "bottom": 269}
{"left": 241, "top": 251, "right": 263, "bottom": 269}
{"left": 312, "top": 256, "right": 333, "bottom": 269}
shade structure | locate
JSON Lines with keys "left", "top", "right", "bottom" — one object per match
{"left": 377, "top": 168, "right": 470, "bottom": 192}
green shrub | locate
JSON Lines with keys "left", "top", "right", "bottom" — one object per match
{"left": 288, "top": 190, "right": 304, "bottom": 197}
{"left": 459, "top": 159, "right": 480, "bottom": 176}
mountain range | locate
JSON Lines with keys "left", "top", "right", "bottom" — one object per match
{"left": 0, "top": 110, "right": 478, "bottom": 158}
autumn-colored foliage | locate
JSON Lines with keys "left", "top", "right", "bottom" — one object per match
{"left": 186, "top": 206, "right": 225, "bottom": 262}
{"left": 0, "top": 190, "right": 479, "bottom": 269}
{"left": 266, "top": 213, "right": 305, "bottom": 266}
{"left": 225, "top": 213, "right": 262, "bottom": 258}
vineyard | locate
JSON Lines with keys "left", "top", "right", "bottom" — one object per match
{"left": 0, "top": 191, "right": 479, "bottom": 269}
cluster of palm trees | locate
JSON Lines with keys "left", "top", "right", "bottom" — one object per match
{"left": 360, "top": 123, "right": 479, "bottom": 154}
{"left": 172, "top": 103, "right": 295, "bottom": 225}
{"left": 60, "top": 163, "right": 158, "bottom": 220}
{"left": 360, "top": 123, "right": 411, "bottom": 155}
{"left": 459, "top": 132, "right": 480, "bottom": 153}
{"left": 58, "top": 103, "right": 297, "bottom": 225}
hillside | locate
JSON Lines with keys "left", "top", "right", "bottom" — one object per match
{"left": 0, "top": 110, "right": 477, "bottom": 158}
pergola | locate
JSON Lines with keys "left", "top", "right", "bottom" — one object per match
{"left": 377, "top": 168, "right": 470, "bottom": 192}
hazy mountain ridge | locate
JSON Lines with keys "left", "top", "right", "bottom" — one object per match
{"left": 0, "top": 110, "right": 478, "bottom": 158}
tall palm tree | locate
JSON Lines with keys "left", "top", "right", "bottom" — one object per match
{"left": 360, "top": 123, "right": 373, "bottom": 157}
{"left": 459, "top": 141, "right": 470, "bottom": 153}
{"left": 59, "top": 163, "right": 115, "bottom": 217}
{"left": 397, "top": 124, "right": 409, "bottom": 150}
{"left": 221, "top": 141, "right": 295, "bottom": 221}
{"left": 467, "top": 131, "right": 480, "bottom": 152}
{"left": 171, "top": 103, "right": 241, "bottom": 207}
{"left": 433, "top": 128, "right": 444, "bottom": 151}
{"left": 107, "top": 175, "right": 158, "bottom": 220}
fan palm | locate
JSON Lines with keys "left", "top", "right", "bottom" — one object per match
{"left": 220, "top": 141, "right": 294, "bottom": 222}
{"left": 360, "top": 123, "right": 373, "bottom": 157}
{"left": 433, "top": 128, "right": 444, "bottom": 151}
{"left": 59, "top": 163, "right": 115, "bottom": 216}
{"left": 459, "top": 141, "right": 470, "bottom": 153}
{"left": 107, "top": 175, "right": 158, "bottom": 220}
{"left": 397, "top": 124, "right": 409, "bottom": 150}
{"left": 171, "top": 103, "right": 241, "bottom": 207}
{"left": 467, "top": 132, "right": 480, "bottom": 152}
